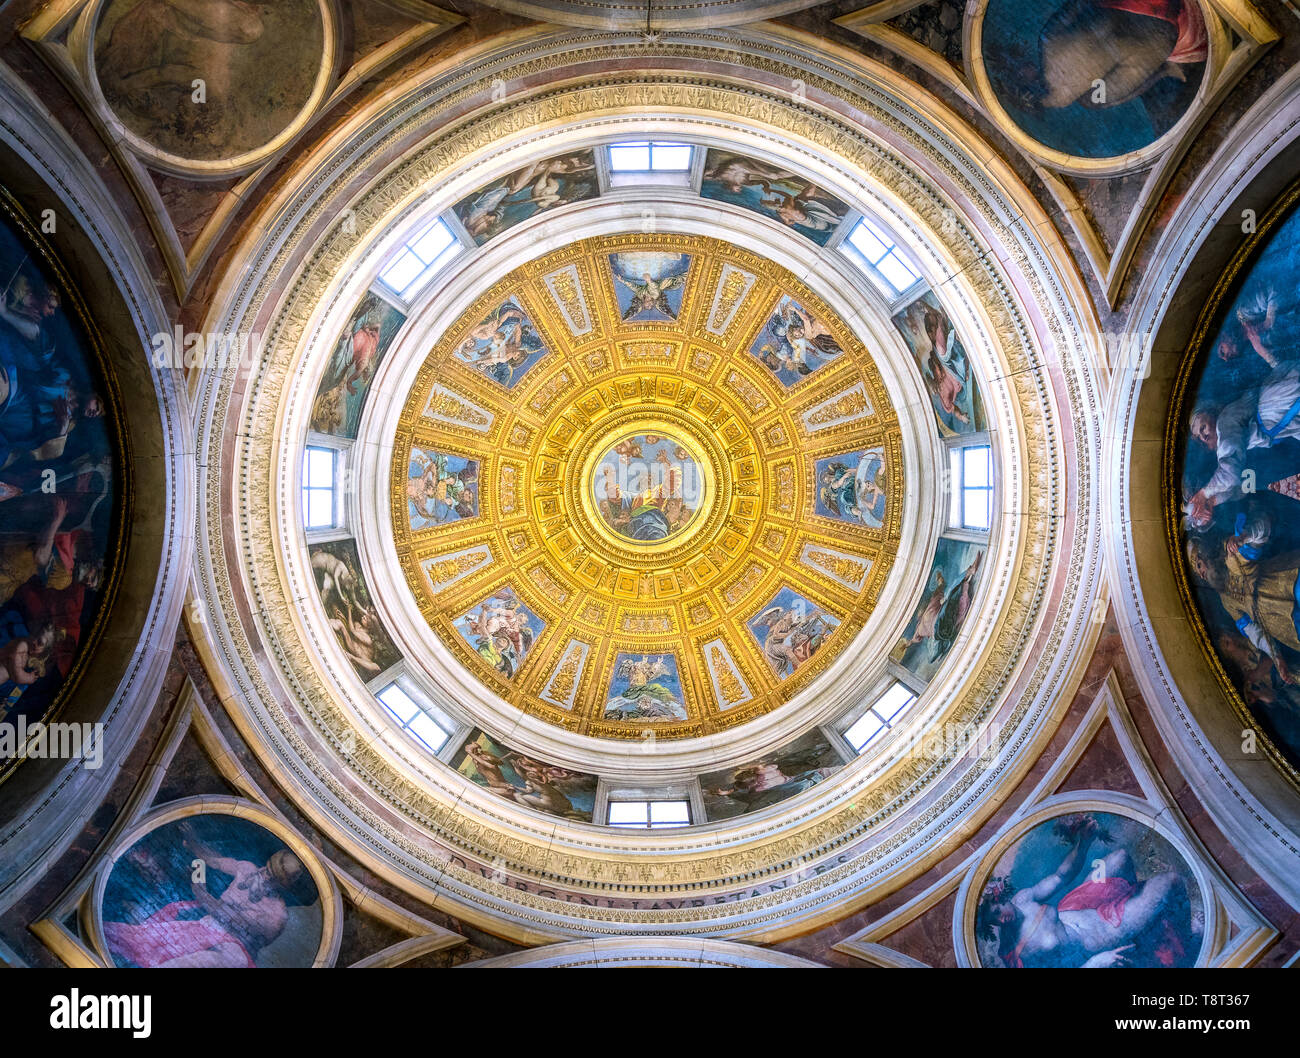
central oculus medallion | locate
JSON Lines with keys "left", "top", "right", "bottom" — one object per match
{"left": 589, "top": 429, "right": 706, "bottom": 544}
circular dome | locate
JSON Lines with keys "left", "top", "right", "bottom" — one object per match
{"left": 389, "top": 233, "right": 903, "bottom": 740}
{"left": 189, "top": 39, "right": 1096, "bottom": 940}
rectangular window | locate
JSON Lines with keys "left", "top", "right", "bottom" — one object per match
{"left": 844, "top": 682, "right": 918, "bottom": 754}
{"left": 607, "top": 799, "right": 692, "bottom": 829}
{"left": 843, "top": 216, "right": 921, "bottom": 296}
{"left": 607, "top": 141, "right": 694, "bottom": 172}
{"left": 378, "top": 216, "right": 460, "bottom": 299}
{"left": 843, "top": 709, "right": 884, "bottom": 751}
{"left": 949, "top": 444, "right": 994, "bottom": 531}
{"left": 377, "top": 682, "right": 452, "bottom": 754}
{"left": 608, "top": 142, "right": 651, "bottom": 171}
{"left": 409, "top": 220, "right": 456, "bottom": 264}
{"left": 847, "top": 220, "right": 889, "bottom": 261}
{"left": 302, "top": 445, "right": 337, "bottom": 529}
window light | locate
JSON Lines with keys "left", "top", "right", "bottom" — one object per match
{"left": 607, "top": 799, "right": 692, "bottom": 829}
{"left": 302, "top": 445, "right": 337, "bottom": 529}
{"left": 378, "top": 216, "right": 460, "bottom": 299}
{"left": 843, "top": 216, "right": 921, "bottom": 295}
{"left": 844, "top": 682, "right": 917, "bottom": 754}
{"left": 607, "top": 141, "right": 694, "bottom": 172}
{"left": 949, "top": 444, "right": 994, "bottom": 531}
{"left": 377, "top": 682, "right": 452, "bottom": 754}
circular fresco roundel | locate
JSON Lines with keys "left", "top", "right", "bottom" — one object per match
{"left": 588, "top": 429, "right": 707, "bottom": 546}
{"left": 91, "top": 0, "right": 327, "bottom": 167}
{"left": 1176, "top": 195, "right": 1300, "bottom": 785}
{"left": 976, "top": 0, "right": 1209, "bottom": 164}
{"left": 98, "top": 810, "right": 326, "bottom": 968}
{"left": 972, "top": 811, "right": 1205, "bottom": 968}
{"left": 390, "top": 234, "right": 904, "bottom": 740}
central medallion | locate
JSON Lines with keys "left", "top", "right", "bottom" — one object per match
{"left": 588, "top": 428, "right": 707, "bottom": 545}
{"left": 570, "top": 410, "right": 724, "bottom": 567}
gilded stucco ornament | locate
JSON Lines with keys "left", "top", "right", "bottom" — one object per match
{"left": 389, "top": 233, "right": 903, "bottom": 739}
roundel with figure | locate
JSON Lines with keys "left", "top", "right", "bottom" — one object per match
{"left": 973, "top": 811, "right": 1204, "bottom": 968}
{"left": 976, "top": 0, "right": 1209, "bottom": 164}
{"left": 589, "top": 431, "right": 705, "bottom": 544}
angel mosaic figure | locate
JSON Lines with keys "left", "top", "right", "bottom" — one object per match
{"left": 752, "top": 297, "right": 842, "bottom": 381}
{"left": 462, "top": 593, "right": 536, "bottom": 680}
{"left": 614, "top": 270, "right": 687, "bottom": 321}
{"left": 818, "top": 451, "right": 886, "bottom": 527}
{"left": 405, "top": 450, "right": 477, "bottom": 528}
{"left": 753, "top": 603, "right": 832, "bottom": 677}
{"left": 456, "top": 300, "right": 545, "bottom": 388}
{"left": 604, "top": 654, "right": 687, "bottom": 721}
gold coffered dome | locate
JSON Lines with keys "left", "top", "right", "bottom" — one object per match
{"left": 390, "top": 233, "right": 904, "bottom": 739}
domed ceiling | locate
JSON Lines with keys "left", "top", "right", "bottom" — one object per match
{"left": 5, "top": 0, "right": 1300, "bottom": 974}
{"left": 390, "top": 234, "right": 902, "bottom": 739}
{"left": 174, "top": 43, "right": 1096, "bottom": 938}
